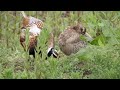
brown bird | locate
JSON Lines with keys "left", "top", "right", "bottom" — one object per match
{"left": 20, "top": 11, "right": 44, "bottom": 58}
{"left": 27, "top": 24, "right": 42, "bottom": 58}
{"left": 58, "top": 23, "right": 93, "bottom": 56}
{"left": 47, "top": 32, "right": 58, "bottom": 58}
{"left": 21, "top": 11, "right": 44, "bottom": 29}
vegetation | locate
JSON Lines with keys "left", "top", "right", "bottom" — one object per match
{"left": 0, "top": 11, "right": 120, "bottom": 79}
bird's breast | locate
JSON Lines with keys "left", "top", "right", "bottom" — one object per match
{"left": 29, "top": 28, "right": 41, "bottom": 36}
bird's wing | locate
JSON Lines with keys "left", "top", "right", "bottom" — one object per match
{"left": 65, "top": 30, "right": 80, "bottom": 44}
{"left": 58, "top": 29, "right": 79, "bottom": 45}
{"left": 29, "top": 16, "right": 44, "bottom": 29}
{"left": 20, "top": 31, "right": 26, "bottom": 51}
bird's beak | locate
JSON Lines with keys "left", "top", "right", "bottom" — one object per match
{"left": 84, "top": 32, "right": 93, "bottom": 41}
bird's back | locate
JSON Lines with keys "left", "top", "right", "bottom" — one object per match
{"left": 22, "top": 16, "right": 43, "bottom": 29}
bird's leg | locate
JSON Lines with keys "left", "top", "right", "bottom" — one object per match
{"left": 39, "top": 50, "right": 42, "bottom": 58}
{"left": 37, "top": 46, "right": 42, "bottom": 58}
{"left": 20, "top": 42, "right": 26, "bottom": 51}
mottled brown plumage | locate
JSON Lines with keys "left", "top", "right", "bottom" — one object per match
{"left": 21, "top": 11, "right": 44, "bottom": 29}
{"left": 20, "top": 11, "right": 44, "bottom": 58}
{"left": 58, "top": 23, "right": 92, "bottom": 55}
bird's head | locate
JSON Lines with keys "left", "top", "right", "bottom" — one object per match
{"left": 73, "top": 24, "right": 93, "bottom": 41}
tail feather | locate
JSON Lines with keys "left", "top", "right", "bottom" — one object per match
{"left": 47, "top": 47, "right": 58, "bottom": 58}
{"left": 47, "top": 32, "right": 58, "bottom": 58}
{"left": 47, "top": 47, "right": 53, "bottom": 57}
{"left": 52, "top": 49, "right": 58, "bottom": 58}
{"left": 21, "top": 11, "right": 27, "bottom": 18}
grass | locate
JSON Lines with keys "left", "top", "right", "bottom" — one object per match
{"left": 0, "top": 11, "right": 120, "bottom": 79}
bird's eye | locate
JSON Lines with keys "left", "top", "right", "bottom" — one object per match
{"left": 81, "top": 28, "right": 83, "bottom": 31}
{"left": 81, "top": 28, "right": 86, "bottom": 34}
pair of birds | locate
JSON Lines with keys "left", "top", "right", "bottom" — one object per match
{"left": 20, "top": 11, "right": 93, "bottom": 59}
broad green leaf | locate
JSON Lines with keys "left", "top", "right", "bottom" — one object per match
{"left": 98, "top": 23, "right": 104, "bottom": 27}
{"left": 98, "top": 38, "right": 104, "bottom": 47}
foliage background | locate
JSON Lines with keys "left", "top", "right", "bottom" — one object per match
{"left": 0, "top": 11, "right": 120, "bottom": 79}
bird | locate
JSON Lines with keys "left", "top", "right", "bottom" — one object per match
{"left": 20, "top": 11, "right": 44, "bottom": 58}
{"left": 21, "top": 11, "right": 44, "bottom": 29}
{"left": 58, "top": 23, "right": 93, "bottom": 56}
{"left": 28, "top": 24, "right": 42, "bottom": 58}
{"left": 46, "top": 32, "right": 58, "bottom": 59}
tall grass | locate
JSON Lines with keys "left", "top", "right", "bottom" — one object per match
{"left": 0, "top": 11, "right": 120, "bottom": 79}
